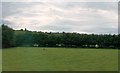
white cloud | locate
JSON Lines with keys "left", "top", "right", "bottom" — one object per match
{"left": 1, "top": 0, "right": 119, "bottom": 2}
{"left": 2, "top": 2, "right": 118, "bottom": 34}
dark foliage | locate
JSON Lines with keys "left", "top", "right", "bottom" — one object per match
{"left": 2, "top": 24, "right": 120, "bottom": 49}
{"left": 2, "top": 24, "right": 14, "bottom": 48}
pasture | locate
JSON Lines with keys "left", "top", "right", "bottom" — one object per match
{"left": 0, "top": 49, "right": 2, "bottom": 72}
{"left": 2, "top": 47, "right": 118, "bottom": 71}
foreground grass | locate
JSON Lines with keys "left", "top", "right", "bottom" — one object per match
{"left": 0, "top": 49, "right": 2, "bottom": 72}
{"left": 3, "top": 47, "right": 118, "bottom": 71}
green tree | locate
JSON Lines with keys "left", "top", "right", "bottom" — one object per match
{"left": 2, "top": 24, "right": 14, "bottom": 48}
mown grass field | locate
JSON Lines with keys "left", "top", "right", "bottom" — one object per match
{"left": 0, "top": 49, "right": 2, "bottom": 72}
{"left": 2, "top": 47, "right": 118, "bottom": 71}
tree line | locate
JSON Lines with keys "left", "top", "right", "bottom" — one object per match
{"left": 2, "top": 24, "right": 120, "bottom": 49}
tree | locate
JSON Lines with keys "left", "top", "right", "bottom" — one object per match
{"left": 2, "top": 24, "right": 14, "bottom": 48}
{"left": 14, "top": 30, "right": 34, "bottom": 47}
{"left": 2, "top": 24, "right": 119, "bottom": 49}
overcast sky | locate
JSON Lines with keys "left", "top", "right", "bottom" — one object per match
{"left": 1, "top": 2, "right": 118, "bottom": 34}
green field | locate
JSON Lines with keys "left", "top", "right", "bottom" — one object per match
{"left": 2, "top": 47, "right": 118, "bottom": 71}
{"left": 0, "top": 49, "right": 2, "bottom": 72}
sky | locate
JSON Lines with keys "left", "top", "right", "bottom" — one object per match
{"left": 1, "top": 0, "right": 119, "bottom": 2}
{"left": 1, "top": 2, "right": 118, "bottom": 34}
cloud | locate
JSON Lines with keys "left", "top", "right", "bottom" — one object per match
{"left": 0, "top": 2, "right": 1, "bottom": 14}
{"left": 1, "top": 0, "right": 119, "bottom": 2}
{"left": 2, "top": 2, "right": 118, "bottom": 34}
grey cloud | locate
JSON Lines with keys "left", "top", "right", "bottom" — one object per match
{"left": 2, "top": 2, "right": 117, "bottom": 17}
{"left": 35, "top": 19, "right": 74, "bottom": 32}
{"left": 2, "top": 2, "right": 43, "bottom": 17}
{"left": 81, "top": 26, "right": 118, "bottom": 34}
{"left": 54, "top": 2, "right": 117, "bottom": 11}
{"left": 2, "top": 0, "right": 119, "bottom": 2}
{"left": 0, "top": 2, "right": 2, "bottom": 24}
{"left": 37, "top": 17, "right": 117, "bottom": 34}
{"left": 2, "top": 2, "right": 118, "bottom": 34}
{"left": 2, "top": 19, "right": 13, "bottom": 24}
{"left": 39, "top": 24, "right": 72, "bottom": 32}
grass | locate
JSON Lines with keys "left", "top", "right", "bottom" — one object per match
{"left": 0, "top": 49, "right": 2, "bottom": 72}
{"left": 2, "top": 47, "right": 118, "bottom": 71}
